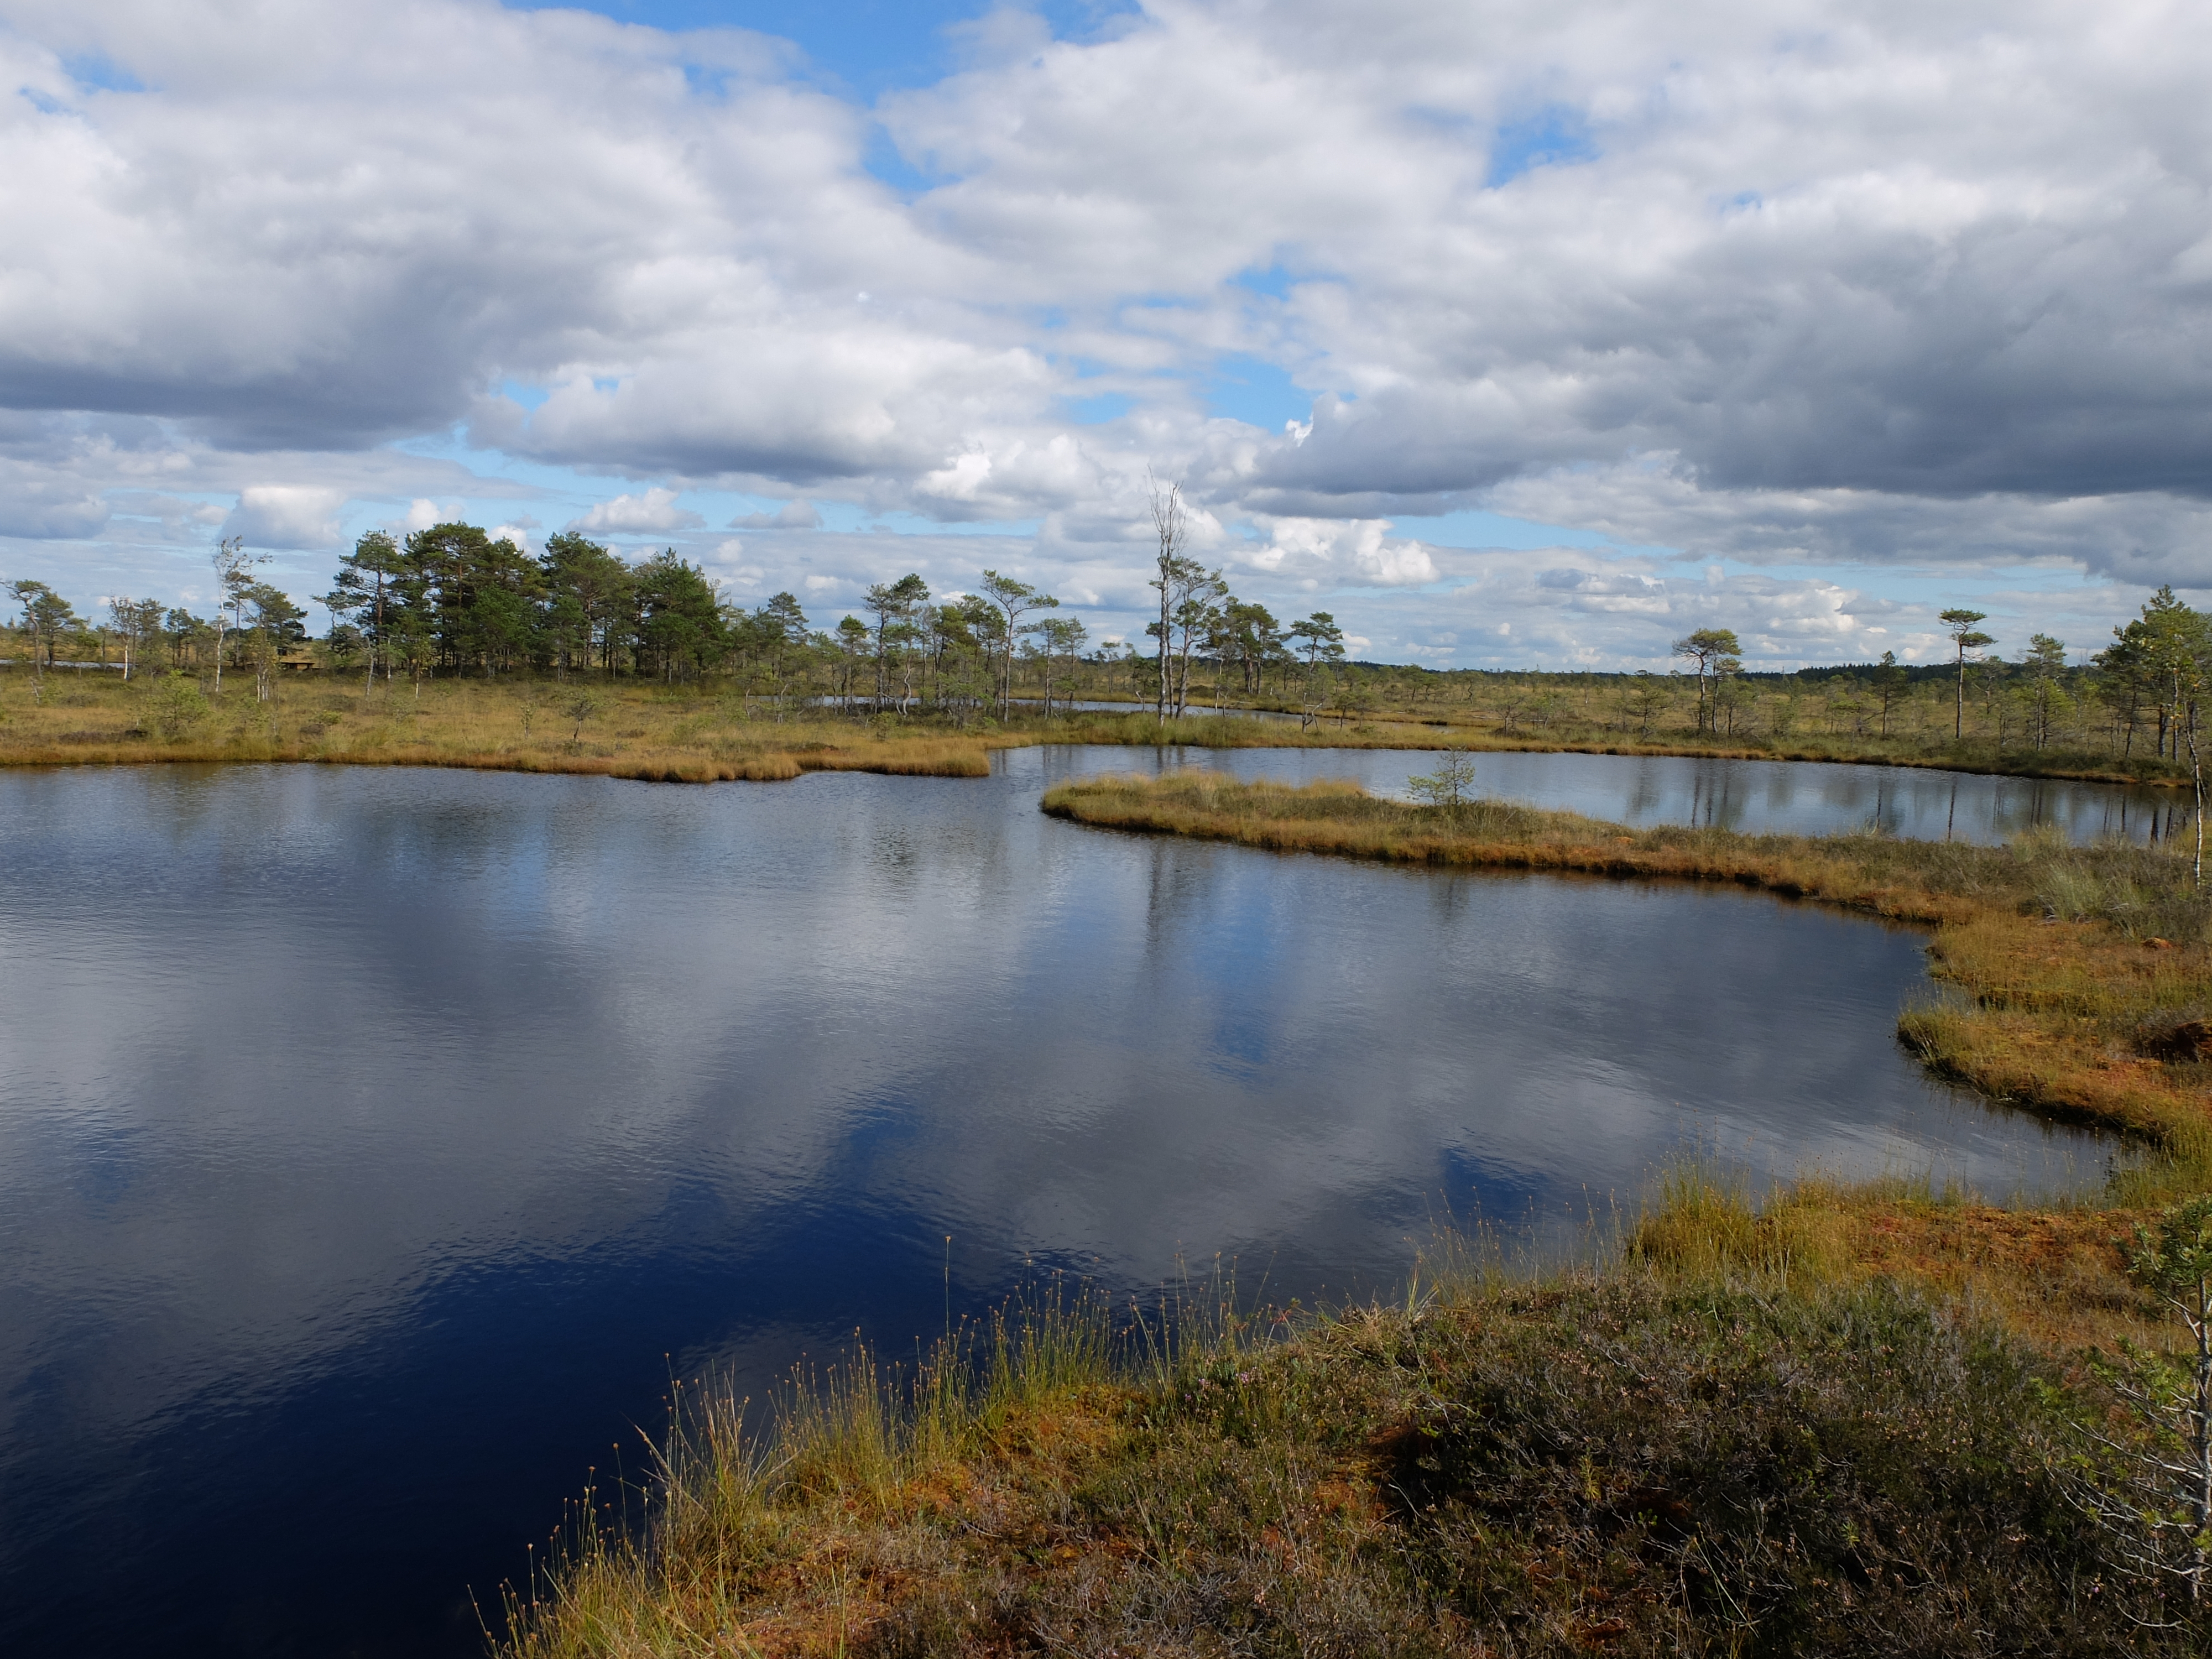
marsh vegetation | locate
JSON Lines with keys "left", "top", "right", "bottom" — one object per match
{"left": 499, "top": 1199, "right": 2212, "bottom": 1658}
{"left": 8, "top": 546, "right": 2211, "bottom": 1654}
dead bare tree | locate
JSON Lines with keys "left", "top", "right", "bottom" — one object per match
{"left": 1146, "top": 472, "right": 1188, "bottom": 726}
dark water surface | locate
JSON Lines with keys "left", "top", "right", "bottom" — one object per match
{"left": 0, "top": 756, "right": 2119, "bottom": 1656}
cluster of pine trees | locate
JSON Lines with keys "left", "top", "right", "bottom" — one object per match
{"left": 326, "top": 526, "right": 731, "bottom": 686}
{"left": 319, "top": 523, "right": 1354, "bottom": 719}
{"left": 2094, "top": 586, "right": 2211, "bottom": 760}
{"left": 321, "top": 526, "right": 1084, "bottom": 716}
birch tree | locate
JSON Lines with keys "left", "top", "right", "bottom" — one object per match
{"left": 977, "top": 570, "right": 1056, "bottom": 719}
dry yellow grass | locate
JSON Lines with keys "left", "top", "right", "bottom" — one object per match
{"left": 8, "top": 667, "right": 2190, "bottom": 786}
{"left": 0, "top": 674, "right": 998, "bottom": 779}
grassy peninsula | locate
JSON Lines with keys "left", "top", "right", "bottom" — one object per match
{"left": 493, "top": 775, "right": 2212, "bottom": 1657}
{"left": 1044, "top": 774, "right": 2212, "bottom": 1157}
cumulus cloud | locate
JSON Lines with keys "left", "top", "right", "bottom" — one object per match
{"left": 1, "top": 0, "right": 2210, "bottom": 659}
{"left": 222, "top": 485, "right": 345, "bottom": 550}
{"left": 567, "top": 488, "right": 703, "bottom": 535}
{"left": 1486, "top": 457, "right": 2212, "bottom": 589}
{"left": 1237, "top": 517, "right": 1439, "bottom": 587}
{"left": 403, "top": 499, "right": 460, "bottom": 533}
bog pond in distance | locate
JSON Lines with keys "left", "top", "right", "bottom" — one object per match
{"left": 1099, "top": 742, "right": 2194, "bottom": 846}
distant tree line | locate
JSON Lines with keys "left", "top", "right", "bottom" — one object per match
{"left": 312, "top": 519, "right": 1352, "bottom": 723}
{"left": 7, "top": 531, "right": 2206, "bottom": 764}
{"left": 6, "top": 539, "right": 309, "bottom": 702}
{"left": 1644, "top": 594, "right": 2208, "bottom": 761}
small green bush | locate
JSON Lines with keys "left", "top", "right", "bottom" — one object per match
{"left": 145, "top": 673, "right": 209, "bottom": 740}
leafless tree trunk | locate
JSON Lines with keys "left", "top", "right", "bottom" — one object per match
{"left": 1147, "top": 473, "right": 1186, "bottom": 727}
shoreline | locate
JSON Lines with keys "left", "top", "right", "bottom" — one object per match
{"left": 1041, "top": 773, "right": 2211, "bottom": 1158}
{"left": 0, "top": 718, "right": 2196, "bottom": 790}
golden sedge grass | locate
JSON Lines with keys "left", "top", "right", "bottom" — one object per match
{"left": 5, "top": 669, "right": 2197, "bottom": 784}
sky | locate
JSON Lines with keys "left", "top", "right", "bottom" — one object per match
{"left": 2, "top": 0, "right": 2209, "bottom": 670}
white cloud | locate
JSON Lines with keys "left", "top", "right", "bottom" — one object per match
{"left": 221, "top": 485, "right": 345, "bottom": 550}
{"left": 1239, "top": 517, "right": 1438, "bottom": 586}
{"left": 567, "top": 487, "right": 703, "bottom": 535}
{"left": 0, "top": 465, "right": 108, "bottom": 539}
{"left": 0, "top": 0, "right": 2208, "bottom": 661}
{"left": 1484, "top": 457, "right": 2212, "bottom": 588}
{"left": 403, "top": 499, "right": 457, "bottom": 534}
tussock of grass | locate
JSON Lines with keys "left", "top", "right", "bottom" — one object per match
{"left": 1043, "top": 774, "right": 2212, "bottom": 1162}
{"left": 500, "top": 1241, "right": 2201, "bottom": 1657}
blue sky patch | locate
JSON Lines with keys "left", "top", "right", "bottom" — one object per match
{"left": 507, "top": 0, "right": 1139, "bottom": 100}
{"left": 1061, "top": 390, "right": 1133, "bottom": 424}
{"left": 1486, "top": 103, "right": 1596, "bottom": 188}
{"left": 64, "top": 54, "right": 146, "bottom": 94}
{"left": 1206, "top": 355, "right": 1313, "bottom": 431}
{"left": 1233, "top": 262, "right": 1296, "bottom": 301}
{"left": 863, "top": 123, "right": 937, "bottom": 196}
